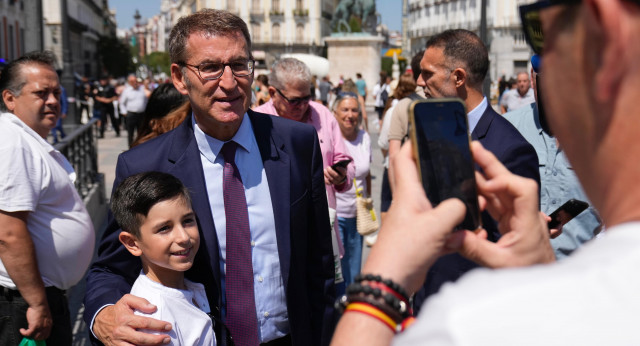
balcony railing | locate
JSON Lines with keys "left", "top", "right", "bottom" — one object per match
{"left": 293, "top": 8, "right": 308, "bottom": 17}
{"left": 54, "top": 119, "right": 100, "bottom": 200}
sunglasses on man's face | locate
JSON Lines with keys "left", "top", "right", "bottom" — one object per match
{"left": 520, "top": 0, "right": 640, "bottom": 55}
{"left": 519, "top": 0, "right": 579, "bottom": 55}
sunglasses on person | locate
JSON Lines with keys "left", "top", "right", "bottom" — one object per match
{"left": 274, "top": 87, "right": 311, "bottom": 105}
{"left": 520, "top": 0, "right": 640, "bottom": 55}
{"left": 337, "top": 91, "right": 358, "bottom": 98}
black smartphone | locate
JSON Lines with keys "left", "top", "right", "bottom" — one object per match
{"left": 331, "top": 159, "right": 352, "bottom": 171}
{"left": 547, "top": 199, "right": 589, "bottom": 229}
{"left": 409, "top": 98, "right": 481, "bottom": 230}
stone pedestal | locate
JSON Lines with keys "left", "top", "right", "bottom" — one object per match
{"left": 325, "top": 34, "right": 384, "bottom": 105}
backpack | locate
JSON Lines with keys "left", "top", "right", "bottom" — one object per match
{"left": 380, "top": 86, "right": 389, "bottom": 106}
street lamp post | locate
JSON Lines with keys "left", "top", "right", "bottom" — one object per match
{"left": 60, "top": 0, "right": 77, "bottom": 124}
{"left": 480, "top": 0, "right": 491, "bottom": 98}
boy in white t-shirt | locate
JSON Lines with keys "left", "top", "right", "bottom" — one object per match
{"left": 111, "top": 171, "right": 216, "bottom": 345}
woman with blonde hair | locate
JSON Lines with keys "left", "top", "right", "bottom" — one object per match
{"left": 333, "top": 91, "right": 372, "bottom": 286}
{"left": 341, "top": 79, "right": 369, "bottom": 132}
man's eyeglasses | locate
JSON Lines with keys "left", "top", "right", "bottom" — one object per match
{"left": 275, "top": 87, "right": 311, "bottom": 105}
{"left": 180, "top": 59, "right": 255, "bottom": 80}
{"left": 519, "top": 0, "right": 580, "bottom": 55}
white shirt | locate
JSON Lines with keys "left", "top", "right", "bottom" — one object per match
{"left": 193, "top": 114, "right": 289, "bottom": 342}
{"left": 394, "top": 222, "right": 640, "bottom": 345}
{"left": 119, "top": 85, "right": 148, "bottom": 114}
{"left": 0, "top": 113, "right": 94, "bottom": 289}
{"left": 467, "top": 96, "right": 488, "bottom": 133}
{"left": 502, "top": 88, "right": 535, "bottom": 113}
{"left": 336, "top": 130, "right": 372, "bottom": 218}
{"left": 131, "top": 272, "right": 216, "bottom": 345}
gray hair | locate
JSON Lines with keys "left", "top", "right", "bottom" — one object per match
{"left": 332, "top": 92, "right": 361, "bottom": 113}
{"left": 269, "top": 58, "right": 311, "bottom": 90}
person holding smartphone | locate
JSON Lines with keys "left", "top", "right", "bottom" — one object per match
{"left": 333, "top": 92, "right": 372, "bottom": 286}
{"left": 254, "top": 57, "right": 354, "bottom": 259}
{"left": 504, "top": 57, "right": 602, "bottom": 259}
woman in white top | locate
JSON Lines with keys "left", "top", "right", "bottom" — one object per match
{"left": 333, "top": 92, "right": 372, "bottom": 286}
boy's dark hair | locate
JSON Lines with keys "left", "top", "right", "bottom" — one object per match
{"left": 111, "top": 172, "right": 192, "bottom": 238}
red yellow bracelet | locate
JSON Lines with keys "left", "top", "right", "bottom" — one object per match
{"left": 345, "top": 302, "right": 397, "bottom": 333}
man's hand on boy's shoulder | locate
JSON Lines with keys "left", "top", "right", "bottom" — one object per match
{"left": 94, "top": 294, "right": 172, "bottom": 345}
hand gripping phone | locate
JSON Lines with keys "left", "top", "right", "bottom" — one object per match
{"left": 547, "top": 199, "right": 589, "bottom": 229}
{"left": 409, "top": 98, "right": 481, "bottom": 230}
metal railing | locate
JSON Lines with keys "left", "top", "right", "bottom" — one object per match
{"left": 54, "top": 118, "right": 100, "bottom": 200}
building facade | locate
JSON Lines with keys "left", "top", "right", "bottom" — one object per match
{"left": 406, "top": 0, "right": 534, "bottom": 90}
{"left": 135, "top": 0, "right": 336, "bottom": 72}
{"left": 44, "top": 0, "right": 116, "bottom": 78}
{"left": 0, "top": 0, "right": 43, "bottom": 62}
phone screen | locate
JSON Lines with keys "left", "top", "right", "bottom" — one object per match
{"left": 548, "top": 199, "right": 589, "bottom": 229}
{"left": 410, "top": 99, "right": 481, "bottom": 230}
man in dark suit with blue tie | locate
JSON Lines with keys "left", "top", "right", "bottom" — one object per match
{"left": 83, "top": 9, "right": 335, "bottom": 346}
{"left": 410, "top": 29, "right": 541, "bottom": 312}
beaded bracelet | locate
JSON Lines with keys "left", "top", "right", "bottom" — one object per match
{"left": 344, "top": 282, "right": 411, "bottom": 321}
{"left": 354, "top": 273, "right": 410, "bottom": 303}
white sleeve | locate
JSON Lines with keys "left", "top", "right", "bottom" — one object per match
{"left": 119, "top": 90, "right": 128, "bottom": 114}
{"left": 0, "top": 144, "right": 42, "bottom": 212}
{"left": 378, "top": 106, "right": 395, "bottom": 150}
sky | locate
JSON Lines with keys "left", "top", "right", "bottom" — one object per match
{"left": 110, "top": 0, "right": 402, "bottom": 32}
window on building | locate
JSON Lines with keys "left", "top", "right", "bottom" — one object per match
{"left": 272, "top": 0, "right": 280, "bottom": 12}
{"left": 296, "top": 23, "right": 304, "bottom": 43}
{"left": 296, "top": 0, "right": 303, "bottom": 10}
{"left": 228, "top": 0, "right": 235, "bottom": 11}
{"left": 20, "top": 28, "right": 24, "bottom": 57}
{"left": 252, "top": 0, "right": 261, "bottom": 11}
{"left": 272, "top": 23, "right": 280, "bottom": 43}
{"left": 8, "top": 24, "right": 14, "bottom": 60}
{"left": 252, "top": 22, "right": 261, "bottom": 42}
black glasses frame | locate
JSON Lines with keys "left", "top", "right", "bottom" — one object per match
{"left": 180, "top": 60, "right": 255, "bottom": 81}
{"left": 274, "top": 87, "right": 311, "bottom": 105}
{"left": 519, "top": 0, "right": 583, "bottom": 55}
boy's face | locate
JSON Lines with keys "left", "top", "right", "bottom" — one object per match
{"left": 128, "top": 196, "right": 200, "bottom": 285}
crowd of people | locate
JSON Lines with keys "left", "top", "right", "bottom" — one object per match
{"left": 1, "top": 0, "right": 635, "bottom": 344}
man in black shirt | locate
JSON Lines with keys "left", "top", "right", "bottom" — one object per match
{"left": 93, "top": 75, "right": 120, "bottom": 138}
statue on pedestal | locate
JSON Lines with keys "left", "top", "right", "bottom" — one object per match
{"left": 332, "top": 0, "right": 378, "bottom": 35}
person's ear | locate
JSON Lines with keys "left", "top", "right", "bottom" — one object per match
{"left": 2, "top": 90, "right": 16, "bottom": 112}
{"left": 268, "top": 86, "right": 276, "bottom": 98}
{"left": 171, "top": 63, "right": 190, "bottom": 96}
{"left": 119, "top": 231, "right": 142, "bottom": 257}
{"left": 585, "top": 0, "right": 626, "bottom": 103}
{"left": 452, "top": 68, "right": 466, "bottom": 88}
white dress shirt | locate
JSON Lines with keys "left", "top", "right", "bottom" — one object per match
{"left": 193, "top": 114, "right": 290, "bottom": 343}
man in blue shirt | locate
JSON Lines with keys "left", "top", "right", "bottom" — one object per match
{"left": 504, "top": 59, "right": 601, "bottom": 259}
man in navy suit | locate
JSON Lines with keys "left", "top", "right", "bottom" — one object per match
{"left": 409, "top": 29, "right": 540, "bottom": 312}
{"left": 83, "top": 9, "right": 334, "bottom": 346}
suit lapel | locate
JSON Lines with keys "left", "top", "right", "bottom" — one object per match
{"left": 248, "top": 110, "right": 292, "bottom": 290}
{"left": 166, "top": 114, "right": 221, "bottom": 307}
{"left": 471, "top": 105, "right": 496, "bottom": 141}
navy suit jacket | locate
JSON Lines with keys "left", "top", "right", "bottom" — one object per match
{"left": 83, "top": 110, "right": 336, "bottom": 346}
{"left": 413, "top": 104, "right": 540, "bottom": 313}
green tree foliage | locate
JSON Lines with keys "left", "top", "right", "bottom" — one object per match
{"left": 97, "top": 36, "right": 134, "bottom": 78}
{"left": 381, "top": 57, "right": 407, "bottom": 78}
{"left": 143, "top": 52, "right": 171, "bottom": 75}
